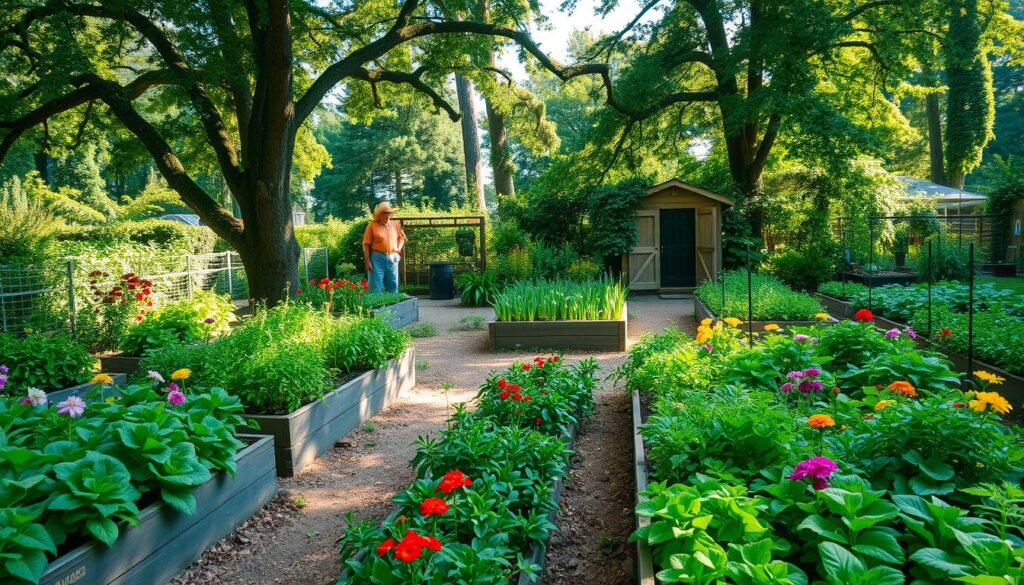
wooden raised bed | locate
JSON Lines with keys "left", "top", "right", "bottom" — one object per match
{"left": 489, "top": 306, "right": 627, "bottom": 352}
{"left": 632, "top": 390, "right": 656, "bottom": 585}
{"left": 39, "top": 435, "right": 277, "bottom": 585}
{"left": 98, "top": 353, "right": 143, "bottom": 376}
{"left": 47, "top": 373, "right": 128, "bottom": 404}
{"left": 694, "top": 297, "right": 834, "bottom": 332}
{"left": 245, "top": 349, "right": 416, "bottom": 477}
{"left": 369, "top": 296, "right": 419, "bottom": 329}
{"left": 843, "top": 271, "right": 918, "bottom": 287}
{"left": 815, "top": 293, "right": 854, "bottom": 318}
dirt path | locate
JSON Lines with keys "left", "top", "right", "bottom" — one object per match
{"left": 172, "top": 296, "right": 692, "bottom": 585}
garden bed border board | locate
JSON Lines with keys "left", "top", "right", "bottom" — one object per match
{"left": 489, "top": 305, "right": 628, "bottom": 352}
{"left": 39, "top": 434, "right": 277, "bottom": 585}
{"left": 694, "top": 296, "right": 835, "bottom": 332}
{"left": 631, "top": 390, "right": 657, "bottom": 585}
{"left": 98, "top": 354, "right": 143, "bottom": 376}
{"left": 244, "top": 348, "right": 416, "bottom": 477}
{"left": 47, "top": 373, "right": 128, "bottom": 404}
{"left": 369, "top": 296, "right": 419, "bottom": 329}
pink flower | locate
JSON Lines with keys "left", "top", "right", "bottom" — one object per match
{"left": 167, "top": 389, "right": 186, "bottom": 406}
{"left": 166, "top": 382, "right": 180, "bottom": 393}
{"left": 885, "top": 328, "right": 901, "bottom": 338}
{"left": 788, "top": 456, "right": 839, "bottom": 489}
{"left": 906, "top": 327, "right": 917, "bottom": 340}
{"left": 147, "top": 370, "right": 165, "bottom": 383}
{"left": 780, "top": 382, "right": 794, "bottom": 393}
{"left": 804, "top": 367, "right": 821, "bottom": 377}
{"left": 703, "top": 344, "right": 713, "bottom": 352}
{"left": 794, "top": 334, "right": 810, "bottom": 342}
{"left": 56, "top": 396, "right": 86, "bottom": 418}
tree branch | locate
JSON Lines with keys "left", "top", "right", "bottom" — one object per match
{"left": 353, "top": 67, "right": 461, "bottom": 121}
{"left": 750, "top": 112, "right": 780, "bottom": 176}
{"left": 844, "top": 0, "right": 899, "bottom": 21}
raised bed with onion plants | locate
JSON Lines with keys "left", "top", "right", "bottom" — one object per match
{"left": 38, "top": 435, "right": 277, "bottom": 585}
{"left": 244, "top": 349, "right": 416, "bottom": 477}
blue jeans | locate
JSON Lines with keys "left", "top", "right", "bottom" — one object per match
{"left": 369, "top": 251, "right": 399, "bottom": 293}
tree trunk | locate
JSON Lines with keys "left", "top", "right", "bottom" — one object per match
{"left": 33, "top": 150, "right": 50, "bottom": 183}
{"left": 926, "top": 92, "right": 945, "bottom": 184}
{"left": 394, "top": 169, "right": 403, "bottom": 206}
{"left": 236, "top": 177, "right": 301, "bottom": 304}
{"left": 455, "top": 73, "right": 485, "bottom": 210}
{"left": 485, "top": 97, "right": 514, "bottom": 198}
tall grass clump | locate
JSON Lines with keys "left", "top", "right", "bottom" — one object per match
{"left": 695, "top": 270, "right": 823, "bottom": 321}
{"left": 492, "top": 278, "right": 627, "bottom": 321}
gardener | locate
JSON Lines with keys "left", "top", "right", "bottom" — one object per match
{"left": 362, "top": 202, "right": 406, "bottom": 293}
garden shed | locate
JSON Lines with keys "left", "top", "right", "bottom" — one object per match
{"left": 624, "top": 179, "right": 733, "bottom": 291}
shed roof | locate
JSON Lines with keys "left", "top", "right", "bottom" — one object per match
{"left": 647, "top": 179, "right": 735, "bottom": 207}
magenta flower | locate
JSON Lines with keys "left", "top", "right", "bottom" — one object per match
{"left": 704, "top": 344, "right": 713, "bottom": 353}
{"left": 0, "top": 365, "right": 8, "bottom": 375}
{"left": 885, "top": 328, "right": 901, "bottom": 338}
{"left": 788, "top": 456, "right": 839, "bottom": 490}
{"left": 780, "top": 382, "right": 794, "bottom": 393}
{"left": 166, "top": 382, "right": 180, "bottom": 393}
{"left": 906, "top": 327, "right": 917, "bottom": 340}
{"left": 794, "top": 334, "right": 810, "bottom": 342}
{"left": 804, "top": 367, "right": 821, "bottom": 377}
{"left": 167, "top": 389, "right": 186, "bottom": 406}
{"left": 786, "top": 370, "right": 805, "bottom": 379}
{"left": 56, "top": 396, "right": 87, "bottom": 418}
{"left": 798, "top": 380, "right": 824, "bottom": 393}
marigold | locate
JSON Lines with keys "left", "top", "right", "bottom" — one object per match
{"left": 874, "top": 399, "right": 894, "bottom": 411}
{"left": 807, "top": 414, "right": 836, "bottom": 429}
{"left": 764, "top": 324, "right": 780, "bottom": 332}
{"left": 974, "top": 370, "right": 1006, "bottom": 385}
{"left": 91, "top": 373, "right": 114, "bottom": 385}
{"left": 700, "top": 318, "right": 713, "bottom": 326}
{"left": 887, "top": 381, "right": 917, "bottom": 397}
{"left": 969, "top": 391, "right": 1013, "bottom": 415}
{"left": 723, "top": 317, "right": 742, "bottom": 327}
{"left": 171, "top": 368, "right": 191, "bottom": 381}
{"left": 695, "top": 326, "right": 713, "bottom": 344}
{"left": 815, "top": 313, "right": 830, "bottom": 322}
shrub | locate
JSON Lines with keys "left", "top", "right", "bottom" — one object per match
{"left": 0, "top": 185, "right": 63, "bottom": 258}
{"left": 912, "top": 232, "right": 970, "bottom": 281}
{"left": 491, "top": 220, "right": 532, "bottom": 255}
{"left": 586, "top": 178, "right": 649, "bottom": 266}
{"left": 566, "top": 258, "right": 602, "bottom": 281}
{"left": 0, "top": 333, "right": 97, "bottom": 392}
{"left": 119, "top": 291, "right": 236, "bottom": 356}
{"left": 762, "top": 248, "right": 837, "bottom": 291}
{"left": 75, "top": 271, "right": 155, "bottom": 353}
{"left": 336, "top": 217, "right": 372, "bottom": 268}
{"left": 295, "top": 218, "right": 353, "bottom": 274}
{"left": 407, "top": 322, "right": 437, "bottom": 338}
{"left": 496, "top": 246, "right": 533, "bottom": 282}
{"left": 59, "top": 219, "right": 219, "bottom": 255}
{"left": 695, "top": 271, "right": 824, "bottom": 321}
{"left": 455, "top": 269, "right": 499, "bottom": 306}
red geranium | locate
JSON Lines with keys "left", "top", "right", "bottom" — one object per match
{"left": 522, "top": 363, "right": 531, "bottom": 371}
{"left": 436, "top": 470, "right": 472, "bottom": 495}
{"left": 393, "top": 541, "right": 422, "bottom": 563}
{"left": 499, "top": 391, "right": 510, "bottom": 400}
{"left": 942, "top": 328, "right": 952, "bottom": 337}
{"left": 511, "top": 393, "right": 522, "bottom": 401}
{"left": 853, "top": 308, "right": 874, "bottom": 322}
{"left": 377, "top": 539, "right": 396, "bottom": 557}
{"left": 421, "top": 535, "right": 442, "bottom": 552}
{"left": 498, "top": 379, "right": 508, "bottom": 389}
{"left": 419, "top": 498, "right": 449, "bottom": 516}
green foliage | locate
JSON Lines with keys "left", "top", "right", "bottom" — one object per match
{"left": 59, "top": 219, "right": 220, "bottom": 256}
{"left": 944, "top": 0, "right": 996, "bottom": 182}
{"left": 336, "top": 217, "right": 372, "bottom": 269}
{"left": 406, "top": 322, "right": 437, "bottom": 338}
{"left": 586, "top": 178, "right": 650, "bottom": 266}
{"left": 295, "top": 218, "right": 354, "bottom": 275}
{"left": 0, "top": 185, "right": 63, "bottom": 259}
{"left": 0, "top": 333, "right": 96, "bottom": 392}
{"left": 847, "top": 281, "right": 1022, "bottom": 323}
{"left": 450, "top": 315, "right": 486, "bottom": 331}
{"left": 120, "top": 292, "right": 236, "bottom": 356}
{"left": 456, "top": 270, "right": 499, "bottom": 306}
{"left": 0, "top": 381, "right": 246, "bottom": 583}
{"left": 762, "top": 249, "right": 838, "bottom": 292}
{"left": 918, "top": 305, "right": 1024, "bottom": 374}
{"left": 696, "top": 271, "right": 825, "bottom": 321}
{"left": 817, "top": 281, "right": 870, "bottom": 300}
{"left": 492, "top": 278, "right": 627, "bottom": 321}
{"left": 912, "top": 232, "right": 971, "bottom": 281}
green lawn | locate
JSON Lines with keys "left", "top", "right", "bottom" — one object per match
{"left": 976, "top": 274, "right": 1024, "bottom": 295}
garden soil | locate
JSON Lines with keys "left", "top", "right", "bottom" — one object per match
{"left": 171, "top": 296, "right": 693, "bottom": 585}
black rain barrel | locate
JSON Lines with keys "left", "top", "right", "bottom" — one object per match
{"left": 429, "top": 262, "right": 455, "bottom": 300}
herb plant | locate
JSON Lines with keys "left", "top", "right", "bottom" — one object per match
{"left": 0, "top": 332, "right": 96, "bottom": 392}
{"left": 696, "top": 271, "right": 825, "bottom": 321}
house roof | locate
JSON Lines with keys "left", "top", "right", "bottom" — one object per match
{"left": 896, "top": 176, "right": 988, "bottom": 207}
{"left": 159, "top": 213, "right": 203, "bottom": 226}
{"left": 647, "top": 179, "right": 735, "bottom": 207}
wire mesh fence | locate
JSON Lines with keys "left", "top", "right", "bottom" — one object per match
{"left": 0, "top": 248, "right": 328, "bottom": 335}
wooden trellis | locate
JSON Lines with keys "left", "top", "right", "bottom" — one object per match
{"left": 397, "top": 216, "right": 487, "bottom": 285}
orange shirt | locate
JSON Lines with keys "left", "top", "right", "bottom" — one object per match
{"left": 362, "top": 220, "right": 406, "bottom": 255}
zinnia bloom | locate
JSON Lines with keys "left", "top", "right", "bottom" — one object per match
{"left": 853, "top": 309, "right": 874, "bottom": 322}
{"left": 91, "top": 373, "right": 114, "bottom": 385}
{"left": 887, "top": 381, "right": 917, "bottom": 397}
{"left": 167, "top": 389, "right": 186, "bottom": 406}
{"left": 974, "top": 371, "right": 1006, "bottom": 385}
{"left": 26, "top": 387, "right": 47, "bottom": 407}
{"left": 436, "top": 470, "right": 472, "bottom": 495}
{"left": 793, "top": 334, "right": 810, "bottom": 342}
{"left": 874, "top": 399, "right": 894, "bottom": 411}
{"left": 695, "top": 327, "right": 712, "bottom": 343}
{"left": 171, "top": 368, "right": 191, "bottom": 381}
{"left": 499, "top": 391, "right": 510, "bottom": 400}
{"left": 885, "top": 328, "right": 901, "bottom": 338}
{"left": 419, "top": 498, "right": 449, "bottom": 516}
{"left": 723, "top": 317, "right": 742, "bottom": 327}
{"left": 969, "top": 391, "right": 1013, "bottom": 415}
{"left": 56, "top": 396, "right": 86, "bottom": 418}
{"left": 815, "top": 313, "right": 829, "bottom": 321}
{"left": 788, "top": 456, "right": 839, "bottom": 490}
{"left": 807, "top": 414, "right": 836, "bottom": 429}
{"left": 779, "top": 382, "right": 794, "bottom": 393}
{"left": 764, "top": 324, "right": 780, "bottom": 332}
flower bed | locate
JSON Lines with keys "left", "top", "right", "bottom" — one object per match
{"left": 620, "top": 318, "right": 1022, "bottom": 584}
{"left": 490, "top": 279, "right": 627, "bottom": 351}
{"left": 0, "top": 375, "right": 260, "bottom": 585}
{"left": 695, "top": 271, "right": 827, "bottom": 325}
{"left": 297, "top": 278, "right": 419, "bottom": 328}
{"left": 337, "top": 355, "right": 598, "bottom": 584}
{"left": 694, "top": 296, "right": 834, "bottom": 333}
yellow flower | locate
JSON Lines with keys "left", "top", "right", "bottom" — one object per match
{"left": 973, "top": 370, "right": 1005, "bottom": 385}
{"left": 723, "top": 317, "right": 742, "bottom": 328}
{"left": 695, "top": 327, "right": 713, "bottom": 344}
{"left": 171, "top": 368, "right": 192, "bottom": 381}
{"left": 23, "top": 327, "right": 33, "bottom": 334}
{"left": 700, "top": 318, "right": 713, "bottom": 326}
{"left": 807, "top": 414, "right": 836, "bottom": 429}
{"left": 969, "top": 391, "right": 1013, "bottom": 415}
{"left": 874, "top": 400, "right": 894, "bottom": 411}
{"left": 763, "top": 324, "right": 780, "bottom": 332}
{"left": 815, "top": 313, "right": 829, "bottom": 322}
{"left": 105, "top": 396, "right": 117, "bottom": 403}
{"left": 91, "top": 373, "right": 114, "bottom": 385}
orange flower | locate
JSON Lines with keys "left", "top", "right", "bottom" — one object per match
{"left": 887, "top": 381, "right": 917, "bottom": 398}
{"left": 807, "top": 414, "right": 836, "bottom": 429}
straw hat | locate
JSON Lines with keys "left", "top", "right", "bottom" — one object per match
{"left": 372, "top": 202, "right": 399, "bottom": 218}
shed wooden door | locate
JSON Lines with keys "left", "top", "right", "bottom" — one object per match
{"left": 660, "top": 209, "right": 696, "bottom": 287}
{"left": 696, "top": 208, "right": 716, "bottom": 284}
{"left": 628, "top": 211, "right": 659, "bottom": 290}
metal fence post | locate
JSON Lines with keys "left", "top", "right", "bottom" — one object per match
{"left": 746, "top": 243, "right": 753, "bottom": 345}
{"left": 226, "top": 252, "right": 234, "bottom": 297}
{"left": 185, "top": 254, "right": 193, "bottom": 300}
{"left": 868, "top": 218, "right": 874, "bottom": 310}
{"left": 927, "top": 240, "right": 933, "bottom": 337}
{"left": 66, "top": 261, "right": 77, "bottom": 338}
{"left": 967, "top": 243, "right": 975, "bottom": 378}
{"left": 324, "top": 248, "right": 329, "bottom": 279}
{"left": 0, "top": 269, "right": 7, "bottom": 333}
{"left": 300, "top": 248, "right": 308, "bottom": 282}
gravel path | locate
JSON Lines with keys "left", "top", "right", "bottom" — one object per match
{"left": 172, "top": 296, "right": 693, "bottom": 585}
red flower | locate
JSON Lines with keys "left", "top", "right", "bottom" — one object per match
{"left": 498, "top": 379, "right": 508, "bottom": 389}
{"left": 393, "top": 541, "right": 422, "bottom": 563}
{"left": 853, "top": 309, "right": 874, "bottom": 322}
{"left": 377, "top": 539, "right": 396, "bottom": 556}
{"left": 524, "top": 395, "right": 533, "bottom": 401}
{"left": 421, "top": 536, "right": 442, "bottom": 552}
{"left": 499, "top": 391, "right": 510, "bottom": 400}
{"left": 942, "top": 328, "right": 952, "bottom": 337}
{"left": 336, "top": 280, "right": 344, "bottom": 287}
{"left": 135, "top": 293, "right": 144, "bottom": 301}
{"left": 507, "top": 384, "right": 521, "bottom": 392}
{"left": 953, "top": 402, "right": 967, "bottom": 408}
{"left": 522, "top": 364, "right": 531, "bottom": 371}
{"left": 540, "top": 390, "right": 548, "bottom": 395}
{"left": 310, "top": 279, "right": 316, "bottom": 285}
{"left": 535, "top": 417, "right": 542, "bottom": 425}
{"left": 419, "top": 498, "right": 449, "bottom": 516}
{"left": 436, "top": 470, "right": 472, "bottom": 495}
{"left": 875, "top": 384, "right": 883, "bottom": 390}
{"left": 360, "top": 280, "right": 369, "bottom": 290}
{"left": 551, "top": 356, "right": 560, "bottom": 362}
{"left": 297, "top": 289, "right": 303, "bottom": 294}
{"left": 142, "top": 288, "right": 151, "bottom": 295}
{"left": 512, "top": 394, "right": 522, "bottom": 401}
